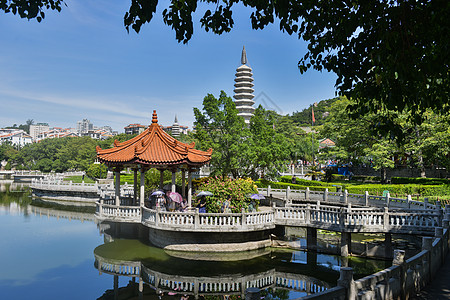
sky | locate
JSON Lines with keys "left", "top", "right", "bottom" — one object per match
{"left": 0, "top": 0, "right": 337, "bottom": 132}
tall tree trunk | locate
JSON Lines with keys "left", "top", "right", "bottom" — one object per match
{"left": 415, "top": 126, "right": 426, "bottom": 178}
{"left": 381, "top": 167, "right": 387, "bottom": 183}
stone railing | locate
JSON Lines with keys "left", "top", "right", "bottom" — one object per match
{"left": 273, "top": 204, "right": 441, "bottom": 234}
{"left": 96, "top": 201, "right": 445, "bottom": 236}
{"left": 259, "top": 186, "right": 437, "bottom": 210}
{"left": 140, "top": 207, "right": 275, "bottom": 232}
{"left": 31, "top": 178, "right": 99, "bottom": 192}
{"left": 98, "top": 184, "right": 135, "bottom": 200}
{"left": 97, "top": 202, "right": 141, "bottom": 223}
{"left": 300, "top": 221, "right": 450, "bottom": 299}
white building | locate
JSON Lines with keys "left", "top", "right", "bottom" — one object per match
{"left": 0, "top": 130, "right": 33, "bottom": 147}
{"left": 29, "top": 123, "right": 50, "bottom": 141}
{"left": 233, "top": 46, "right": 255, "bottom": 123}
{"left": 77, "top": 119, "right": 93, "bottom": 135}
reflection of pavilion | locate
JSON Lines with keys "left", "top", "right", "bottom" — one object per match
{"left": 93, "top": 249, "right": 332, "bottom": 299}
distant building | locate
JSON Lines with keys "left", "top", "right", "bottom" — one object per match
{"left": 124, "top": 124, "right": 147, "bottom": 135}
{"left": 319, "top": 138, "right": 335, "bottom": 149}
{"left": 77, "top": 119, "right": 93, "bottom": 135}
{"left": 29, "top": 123, "right": 50, "bottom": 141}
{"left": 0, "top": 129, "right": 32, "bottom": 147}
{"left": 36, "top": 127, "right": 78, "bottom": 141}
{"left": 162, "top": 116, "right": 188, "bottom": 137}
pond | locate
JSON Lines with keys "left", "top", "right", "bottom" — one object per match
{"left": 0, "top": 181, "right": 390, "bottom": 300}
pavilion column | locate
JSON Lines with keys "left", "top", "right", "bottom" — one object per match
{"left": 188, "top": 170, "right": 192, "bottom": 208}
{"left": 171, "top": 169, "right": 176, "bottom": 193}
{"left": 114, "top": 170, "right": 120, "bottom": 206}
{"left": 133, "top": 168, "right": 138, "bottom": 205}
{"left": 181, "top": 169, "right": 186, "bottom": 198}
{"left": 140, "top": 169, "right": 145, "bottom": 207}
{"left": 159, "top": 169, "right": 164, "bottom": 190}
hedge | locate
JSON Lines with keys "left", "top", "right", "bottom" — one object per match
{"left": 391, "top": 177, "right": 450, "bottom": 185}
{"left": 279, "top": 176, "right": 330, "bottom": 187}
{"left": 255, "top": 180, "right": 337, "bottom": 192}
{"left": 343, "top": 184, "right": 450, "bottom": 197}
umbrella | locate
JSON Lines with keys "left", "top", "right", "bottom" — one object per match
{"left": 197, "top": 191, "right": 213, "bottom": 197}
{"left": 168, "top": 191, "right": 183, "bottom": 203}
{"left": 249, "top": 193, "right": 265, "bottom": 200}
{"left": 151, "top": 190, "right": 165, "bottom": 196}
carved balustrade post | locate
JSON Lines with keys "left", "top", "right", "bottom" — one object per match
{"left": 383, "top": 207, "right": 389, "bottom": 230}
{"left": 242, "top": 208, "right": 247, "bottom": 230}
{"left": 337, "top": 267, "right": 355, "bottom": 299}
{"left": 436, "top": 200, "right": 443, "bottom": 226}
{"left": 324, "top": 188, "right": 328, "bottom": 202}
{"left": 393, "top": 249, "right": 406, "bottom": 299}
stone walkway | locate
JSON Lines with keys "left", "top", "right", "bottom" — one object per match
{"left": 410, "top": 253, "right": 450, "bottom": 299}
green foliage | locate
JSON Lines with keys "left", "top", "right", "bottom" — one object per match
{"left": 86, "top": 163, "right": 107, "bottom": 179}
{"left": 343, "top": 184, "right": 450, "bottom": 197}
{"left": 63, "top": 175, "right": 95, "bottom": 184}
{"left": 0, "top": 0, "right": 65, "bottom": 22}
{"left": 194, "top": 177, "right": 258, "bottom": 213}
{"left": 193, "top": 91, "right": 250, "bottom": 178}
{"left": 193, "top": 92, "right": 289, "bottom": 179}
{"left": 291, "top": 97, "right": 339, "bottom": 126}
{"left": 6, "top": 136, "right": 98, "bottom": 172}
{"left": 279, "top": 176, "right": 328, "bottom": 187}
{"left": 120, "top": 1, "right": 449, "bottom": 130}
{"left": 254, "top": 180, "right": 334, "bottom": 192}
{"left": 391, "top": 177, "right": 450, "bottom": 185}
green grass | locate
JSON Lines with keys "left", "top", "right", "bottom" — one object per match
{"left": 63, "top": 175, "right": 95, "bottom": 184}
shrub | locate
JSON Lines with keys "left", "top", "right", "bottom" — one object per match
{"left": 86, "top": 163, "right": 107, "bottom": 179}
{"left": 279, "top": 176, "right": 329, "bottom": 186}
{"left": 391, "top": 177, "right": 450, "bottom": 185}
{"left": 254, "top": 180, "right": 337, "bottom": 192}
{"left": 194, "top": 177, "right": 258, "bottom": 213}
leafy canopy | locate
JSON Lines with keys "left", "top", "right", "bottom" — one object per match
{"left": 193, "top": 91, "right": 290, "bottom": 179}
{"left": 4, "top": 1, "right": 448, "bottom": 127}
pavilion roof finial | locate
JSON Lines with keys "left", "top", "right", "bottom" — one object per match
{"left": 241, "top": 46, "right": 247, "bottom": 65}
{"left": 152, "top": 110, "right": 158, "bottom": 124}
{"left": 174, "top": 115, "right": 178, "bottom": 124}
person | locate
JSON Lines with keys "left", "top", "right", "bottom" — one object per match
{"left": 222, "top": 196, "right": 231, "bottom": 213}
{"left": 197, "top": 195, "right": 206, "bottom": 213}
{"left": 157, "top": 194, "right": 167, "bottom": 211}
{"left": 291, "top": 175, "right": 297, "bottom": 184}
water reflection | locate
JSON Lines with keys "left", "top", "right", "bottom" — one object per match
{"left": 94, "top": 223, "right": 390, "bottom": 299}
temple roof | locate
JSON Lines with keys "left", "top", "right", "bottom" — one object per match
{"left": 96, "top": 111, "right": 212, "bottom": 169}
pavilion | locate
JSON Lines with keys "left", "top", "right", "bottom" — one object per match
{"left": 96, "top": 110, "right": 212, "bottom": 208}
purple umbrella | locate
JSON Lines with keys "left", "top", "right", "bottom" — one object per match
{"left": 250, "top": 193, "right": 265, "bottom": 200}
{"left": 151, "top": 190, "right": 165, "bottom": 196}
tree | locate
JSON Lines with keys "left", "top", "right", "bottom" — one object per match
{"left": 193, "top": 91, "right": 252, "bottom": 178}
{"left": 5, "top": 1, "right": 448, "bottom": 127}
{"left": 122, "top": 0, "right": 449, "bottom": 123}
{"left": 1, "top": 0, "right": 65, "bottom": 22}
{"left": 249, "top": 106, "right": 290, "bottom": 179}
{"left": 319, "top": 97, "right": 399, "bottom": 181}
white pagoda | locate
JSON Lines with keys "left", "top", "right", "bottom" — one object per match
{"left": 233, "top": 46, "right": 255, "bottom": 123}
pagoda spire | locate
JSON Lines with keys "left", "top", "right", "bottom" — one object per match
{"left": 241, "top": 46, "right": 247, "bottom": 65}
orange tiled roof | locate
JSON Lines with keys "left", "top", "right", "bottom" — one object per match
{"left": 96, "top": 111, "right": 212, "bottom": 168}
